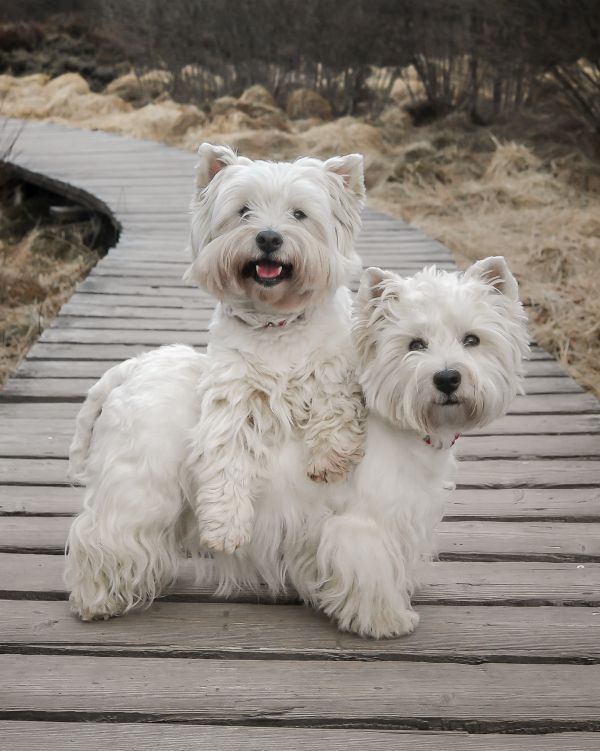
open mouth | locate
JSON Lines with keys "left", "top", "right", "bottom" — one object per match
{"left": 243, "top": 259, "right": 293, "bottom": 287}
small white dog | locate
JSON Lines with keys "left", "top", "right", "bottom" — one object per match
{"left": 66, "top": 144, "right": 367, "bottom": 620}
{"left": 302, "top": 256, "right": 530, "bottom": 636}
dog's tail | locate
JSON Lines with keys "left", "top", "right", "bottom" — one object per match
{"left": 68, "top": 357, "right": 140, "bottom": 484}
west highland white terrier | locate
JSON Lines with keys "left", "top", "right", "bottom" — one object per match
{"left": 66, "top": 144, "right": 368, "bottom": 620}
{"left": 298, "top": 256, "right": 530, "bottom": 636}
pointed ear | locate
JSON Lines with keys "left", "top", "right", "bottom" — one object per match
{"left": 464, "top": 256, "right": 519, "bottom": 300}
{"left": 324, "top": 153, "right": 365, "bottom": 196}
{"left": 195, "top": 143, "right": 239, "bottom": 189}
{"left": 358, "top": 267, "right": 399, "bottom": 302}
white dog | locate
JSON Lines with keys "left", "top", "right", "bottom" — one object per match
{"left": 301, "top": 257, "right": 530, "bottom": 636}
{"left": 66, "top": 144, "right": 367, "bottom": 621}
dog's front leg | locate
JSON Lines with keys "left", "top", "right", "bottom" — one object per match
{"left": 304, "top": 364, "right": 366, "bottom": 484}
{"left": 189, "top": 383, "right": 273, "bottom": 554}
{"left": 315, "top": 513, "right": 419, "bottom": 638}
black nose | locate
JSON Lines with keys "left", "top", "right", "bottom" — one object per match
{"left": 433, "top": 369, "right": 462, "bottom": 394}
{"left": 256, "top": 230, "right": 283, "bottom": 254}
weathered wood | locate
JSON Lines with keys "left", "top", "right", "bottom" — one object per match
{"left": 1, "top": 553, "right": 598, "bottom": 605}
{"left": 444, "top": 487, "right": 600, "bottom": 519}
{"left": 2, "top": 723, "right": 599, "bottom": 751}
{"left": 4, "top": 456, "right": 600, "bottom": 487}
{"left": 0, "top": 486, "right": 80, "bottom": 515}
{"left": 2, "top": 485, "right": 599, "bottom": 520}
{"left": 4, "top": 423, "right": 599, "bottom": 459}
{"left": 11, "top": 356, "right": 572, "bottom": 378}
{"left": 0, "top": 377, "right": 588, "bottom": 404}
{"left": 2, "top": 654, "right": 600, "bottom": 728}
{"left": 3, "top": 515, "right": 597, "bottom": 560}
{"left": 2, "top": 600, "right": 599, "bottom": 662}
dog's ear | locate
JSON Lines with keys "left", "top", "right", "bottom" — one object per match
{"left": 195, "top": 143, "right": 239, "bottom": 188}
{"left": 358, "top": 267, "right": 399, "bottom": 303}
{"left": 324, "top": 154, "right": 365, "bottom": 197}
{"left": 464, "top": 256, "right": 519, "bottom": 300}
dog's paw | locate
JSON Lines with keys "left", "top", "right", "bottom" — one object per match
{"left": 199, "top": 514, "right": 253, "bottom": 555}
{"left": 343, "top": 607, "right": 420, "bottom": 640}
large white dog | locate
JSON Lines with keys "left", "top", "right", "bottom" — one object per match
{"left": 67, "top": 144, "right": 367, "bottom": 621}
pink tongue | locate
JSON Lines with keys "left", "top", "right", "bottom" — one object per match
{"left": 256, "top": 263, "right": 282, "bottom": 279}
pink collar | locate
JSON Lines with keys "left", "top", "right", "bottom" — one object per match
{"left": 423, "top": 432, "right": 461, "bottom": 448}
{"left": 224, "top": 304, "right": 306, "bottom": 330}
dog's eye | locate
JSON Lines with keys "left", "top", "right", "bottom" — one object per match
{"left": 409, "top": 338, "right": 428, "bottom": 351}
{"left": 463, "top": 333, "right": 480, "bottom": 347}
{"left": 292, "top": 209, "right": 307, "bottom": 220}
{"left": 239, "top": 206, "right": 250, "bottom": 217}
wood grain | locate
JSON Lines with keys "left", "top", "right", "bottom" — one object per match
{"left": 2, "top": 723, "right": 599, "bottom": 750}
{"left": 2, "top": 600, "right": 599, "bottom": 661}
{"left": 1, "top": 554, "right": 598, "bottom": 606}
{"left": 2, "top": 654, "right": 600, "bottom": 728}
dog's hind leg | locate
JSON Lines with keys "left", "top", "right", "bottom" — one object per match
{"left": 65, "top": 472, "right": 184, "bottom": 621}
{"left": 313, "top": 513, "right": 419, "bottom": 639}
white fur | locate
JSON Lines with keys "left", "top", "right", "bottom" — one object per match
{"left": 66, "top": 147, "right": 529, "bottom": 637}
{"left": 66, "top": 145, "right": 367, "bottom": 620}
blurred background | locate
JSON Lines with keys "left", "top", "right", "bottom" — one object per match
{"left": 0, "top": 0, "right": 599, "bottom": 393}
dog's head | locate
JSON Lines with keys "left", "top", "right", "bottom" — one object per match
{"left": 185, "top": 143, "right": 365, "bottom": 313}
{"left": 353, "top": 257, "right": 530, "bottom": 436}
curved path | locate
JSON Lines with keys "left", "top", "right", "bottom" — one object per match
{"left": 1, "top": 118, "right": 599, "bottom": 749}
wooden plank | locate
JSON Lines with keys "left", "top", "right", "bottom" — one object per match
{"left": 3, "top": 456, "right": 600, "bottom": 487}
{"left": 0, "top": 377, "right": 590, "bottom": 405}
{"left": 2, "top": 484, "right": 599, "bottom": 520}
{"left": 2, "top": 724, "right": 599, "bottom": 751}
{"left": 471, "top": 413, "right": 600, "bottom": 435}
{"left": 0, "top": 424, "right": 600, "bottom": 458}
{"left": 67, "top": 291, "right": 215, "bottom": 308}
{"left": 0, "top": 486, "right": 80, "bottom": 515}
{"left": 2, "top": 516, "right": 598, "bottom": 561}
{"left": 4, "top": 422, "right": 599, "bottom": 459}
{"left": 38, "top": 329, "right": 207, "bottom": 346}
{"left": 2, "top": 485, "right": 599, "bottom": 520}
{"left": 52, "top": 316, "right": 213, "bottom": 330}
{"left": 1, "top": 553, "right": 598, "bottom": 606}
{"left": 457, "top": 434, "right": 600, "bottom": 459}
{"left": 454, "top": 459, "right": 600, "bottom": 488}
{"left": 2, "top": 654, "right": 600, "bottom": 728}
{"left": 4, "top": 402, "right": 597, "bottom": 435}
{"left": 444, "top": 488, "right": 600, "bottom": 520}
{"left": 26, "top": 342, "right": 198, "bottom": 361}
{"left": 11, "top": 356, "right": 571, "bottom": 379}
{"left": 2, "top": 600, "right": 599, "bottom": 662}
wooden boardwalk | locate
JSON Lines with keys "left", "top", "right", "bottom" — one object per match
{"left": 1, "top": 117, "right": 599, "bottom": 749}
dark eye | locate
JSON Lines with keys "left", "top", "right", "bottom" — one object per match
{"left": 239, "top": 206, "right": 250, "bottom": 217}
{"left": 463, "top": 333, "right": 480, "bottom": 347}
{"left": 409, "top": 338, "right": 427, "bottom": 351}
{"left": 293, "top": 209, "right": 307, "bottom": 220}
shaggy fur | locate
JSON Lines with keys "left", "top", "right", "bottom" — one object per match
{"left": 66, "top": 144, "right": 368, "bottom": 620}
{"left": 66, "top": 252, "right": 528, "bottom": 637}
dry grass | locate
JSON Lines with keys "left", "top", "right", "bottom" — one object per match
{"left": 1, "top": 70, "right": 599, "bottom": 396}
{"left": 0, "top": 220, "right": 99, "bottom": 386}
{"left": 370, "top": 125, "right": 600, "bottom": 398}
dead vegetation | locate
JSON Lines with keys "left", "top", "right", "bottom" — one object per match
{"left": 0, "top": 178, "right": 104, "bottom": 386}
